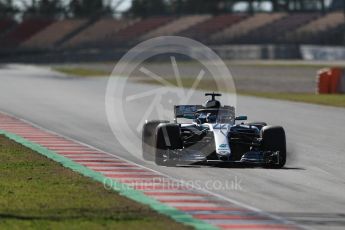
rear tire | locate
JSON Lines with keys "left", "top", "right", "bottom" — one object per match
{"left": 142, "top": 120, "right": 168, "bottom": 161}
{"left": 155, "top": 123, "right": 182, "bottom": 166}
{"left": 261, "top": 126, "right": 286, "bottom": 168}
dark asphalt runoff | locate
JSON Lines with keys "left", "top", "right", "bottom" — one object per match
{"left": 1, "top": 64, "right": 345, "bottom": 230}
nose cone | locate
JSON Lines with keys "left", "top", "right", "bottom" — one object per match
{"left": 218, "top": 154, "right": 230, "bottom": 161}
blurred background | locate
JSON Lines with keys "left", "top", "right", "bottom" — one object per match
{"left": 1, "top": 3, "right": 345, "bottom": 230}
{"left": 0, "top": 0, "right": 344, "bottom": 63}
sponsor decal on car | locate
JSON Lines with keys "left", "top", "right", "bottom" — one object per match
{"left": 218, "top": 143, "right": 229, "bottom": 152}
{"left": 219, "top": 144, "right": 227, "bottom": 148}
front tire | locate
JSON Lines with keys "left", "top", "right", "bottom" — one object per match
{"left": 261, "top": 126, "right": 286, "bottom": 168}
{"left": 155, "top": 123, "right": 182, "bottom": 166}
{"left": 142, "top": 120, "right": 168, "bottom": 161}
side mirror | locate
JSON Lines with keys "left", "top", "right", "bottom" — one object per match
{"left": 235, "top": 115, "right": 247, "bottom": 121}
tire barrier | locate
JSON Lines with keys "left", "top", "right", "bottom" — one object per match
{"left": 316, "top": 67, "right": 345, "bottom": 94}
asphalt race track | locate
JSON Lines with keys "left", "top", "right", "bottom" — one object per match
{"left": 1, "top": 64, "right": 345, "bottom": 230}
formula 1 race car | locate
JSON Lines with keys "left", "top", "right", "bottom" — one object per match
{"left": 142, "top": 93, "right": 286, "bottom": 168}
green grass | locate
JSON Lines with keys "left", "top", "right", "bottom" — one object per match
{"left": 53, "top": 67, "right": 109, "bottom": 77}
{"left": 0, "top": 135, "right": 191, "bottom": 230}
{"left": 239, "top": 91, "right": 345, "bottom": 108}
{"left": 135, "top": 77, "right": 345, "bottom": 108}
{"left": 53, "top": 65, "right": 345, "bottom": 108}
{"left": 225, "top": 62, "right": 345, "bottom": 68}
{"left": 134, "top": 77, "right": 235, "bottom": 93}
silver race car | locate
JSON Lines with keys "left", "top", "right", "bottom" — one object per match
{"left": 142, "top": 93, "right": 286, "bottom": 168}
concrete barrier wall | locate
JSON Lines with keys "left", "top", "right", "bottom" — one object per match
{"left": 0, "top": 45, "right": 301, "bottom": 63}
{"left": 212, "top": 45, "right": 300, "bottom": 59}
{"left": 301, "top": 45, "right": 345, "bottom": 61}
{"left": 1, "top": 45, "right": 344, "bottom": 63}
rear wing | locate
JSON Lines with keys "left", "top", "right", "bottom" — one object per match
{"left": 174, "top": 105, "right": 235, "bottom": 119}
{"left": 174, "top": 105, "right": 203, "bottom": 119}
